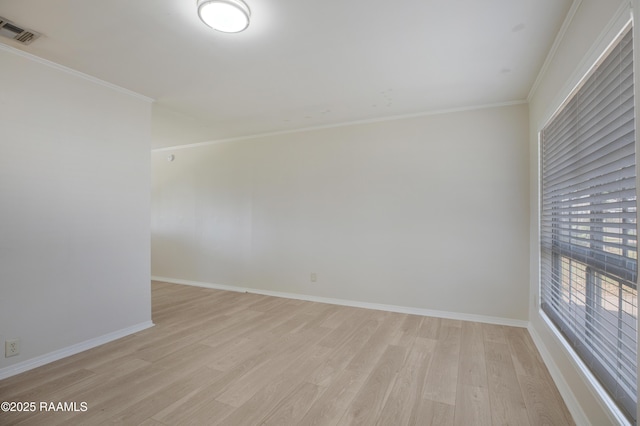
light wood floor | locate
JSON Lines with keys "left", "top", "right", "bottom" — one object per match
{"left": 0, "top": 281, "right": 574, "bottom": 425}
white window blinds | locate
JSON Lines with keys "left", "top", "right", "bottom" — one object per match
{"left": 540, "top": 27, "right": 637, "bottom": 423}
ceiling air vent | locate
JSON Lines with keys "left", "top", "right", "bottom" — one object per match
{"left": 0, "top": 16, "right": 41, "bottom": 45}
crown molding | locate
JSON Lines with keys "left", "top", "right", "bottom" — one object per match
{"left": 152, "top": 99, "right": 527, "bottom": 152}
{"left": 0, "top": 42, "right": 154, "bottom": 103}
{"left": 528, "top": 0, "right": 583, "bottom": 102}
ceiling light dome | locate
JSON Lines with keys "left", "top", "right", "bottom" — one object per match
{"left": 197, "top": 0, "right": 251, "bottom": 33}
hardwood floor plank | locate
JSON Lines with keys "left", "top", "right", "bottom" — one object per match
{"left": 337, "top": 344, "right": 406, "bottom": 425}
{"left": 197, "top": 310, "right": 268, "bottom": 348}
{"left": 107, "top": 365, "right": 222, "bottom": 424}
{"left": 0, "top": 283, "right": 574, "bottom": 426}
{"left": 9, "top": 364, "right": 168, "bottom": 425}
{"left": 261, "top": 382, "right": 323, "bottom": 426}
{"left": 152, "top": 394, "right": 233, "bottom": 425}
{"left": 215, "top": 345, "right": 334, "bottom": 426}
{"left": 518, "top": 372, "right": 575, "bottom": 426}
{"left": 458, "top": 321, "right": 488, "bottom": 387}
{"left": 2, "top": 373, "right": 110, "bottom": 425}
{"left": 422, "top": 324, "right": 461, "bottom": 405}
{"left": 299, "top": 369, "right": 364, "bottom": 425}
{"left": 376, "top": 340, "right": 434, "bottom": 426}
{"left": 413, "top": 399, "right": 455, "bottom": 426}
{"left": 306, "top": 317, "right": 384, "bottom": 388}
{"left": 319, "top": 305, "right": 368, "bottom": 329}
{"left": 418, "top": 316, "right": 441, "bottom": 339}
{"left": 485, "top": 342, "right": 530, "bottom": 426}
{"left": 454, "top": 384, "right": 492, "bottom": 426}
{"left": 389, "top": 314, "right": 423, "bottom": 347}
{"left": 152, "top": 342, "right": 222, "bottom": 372}
{"left": 505, "top": 327, "right": 546, "bottom": 378}
{"left": 87, "top": 356, "right": 151, "bottom": 379}
{"left": 1, "top": 368, "right": 95, "bottom": 403}
{"left": 482, "top": 323, "right": 508, "bottom": 344}
{"left": 299, "top": 303, "right": 342, "bottom": 331}
{"left": 345, "top": 312, "right": 405, "bottom": 374}
{"left": 136, "top": 419, "right": 167, "bottom": 426}
{"left": 214, "top": 333, "right": 332, "bottom": 408}
{"left": 316, "top": 310, "right": 372, "bottom": 349}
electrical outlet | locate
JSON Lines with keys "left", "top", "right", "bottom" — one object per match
{"left": 5, "top": 339, "right": 20, "bottom": 357}
{"left": 310, "top": 272, "right": 317, "bottom": 282}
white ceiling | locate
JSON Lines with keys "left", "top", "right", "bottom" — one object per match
{"left": 0, "top": 0, "right": 571, "bottom": 148}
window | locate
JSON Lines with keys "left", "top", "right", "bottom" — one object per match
{"left": 540, "top": 26, "right": 637, "bottom": 423}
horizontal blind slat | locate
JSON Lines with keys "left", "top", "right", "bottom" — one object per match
{"left": 539, "top": 28, "right": 637, "bottom": 423}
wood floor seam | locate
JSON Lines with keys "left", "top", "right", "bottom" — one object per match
{"left": 0, "top": 281, "right": 575, "bottom": 426}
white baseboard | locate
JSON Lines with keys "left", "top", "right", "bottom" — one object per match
{"left": 0, "top": 321, "right": 154, "bottom": 381}
{"left": 153, "top": 276, "right": 248, "bottom": 294}
{"left": 151, "top": 276, "right": 529, "bottom": 328}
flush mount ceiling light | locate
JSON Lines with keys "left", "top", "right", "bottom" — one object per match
{"left": 197, "top": 0, "right": 251, "bottom": 33}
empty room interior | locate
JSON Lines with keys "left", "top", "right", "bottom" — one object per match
{"left": 1, "top": 0, "right": 639, "bottom": 424}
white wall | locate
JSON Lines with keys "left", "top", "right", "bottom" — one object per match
{"left": 0, "top": 46, "right": 152, "bottom": 375}
{"left": 152, "top": 103, "right": 530, "bottom": 322}
{"left": 152, "top": 103, "right": 223, "bottom": 150}
{"left": 528, "top": 0, "right": 633, "bottom": 424}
